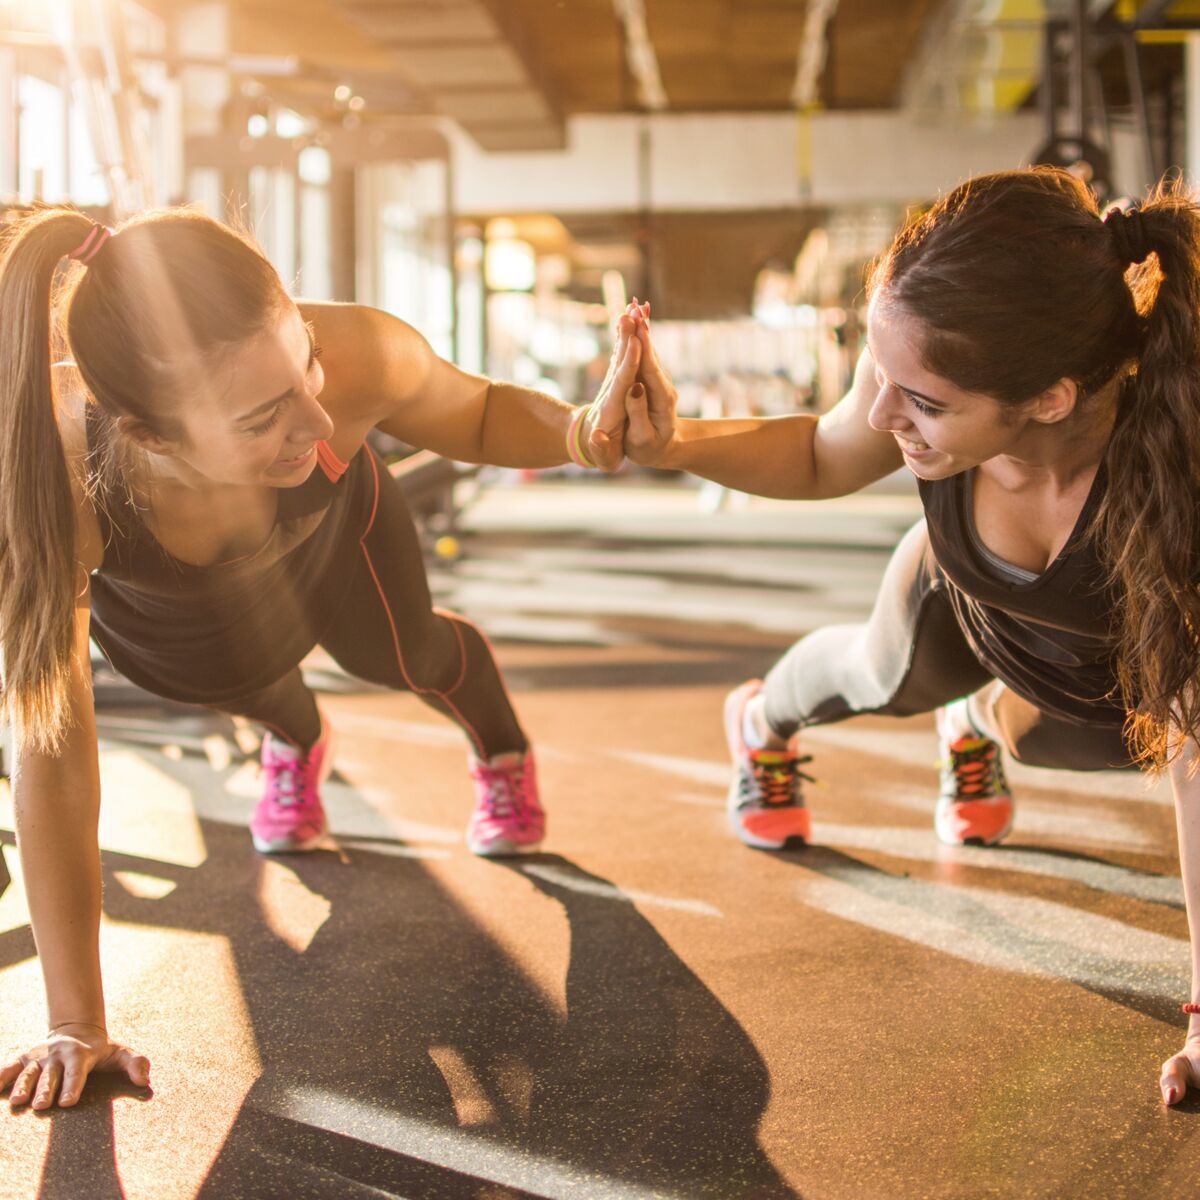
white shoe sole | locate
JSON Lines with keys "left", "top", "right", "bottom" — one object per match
{"left": 934, "top": 799, "right": 1014, "bottom": 847}
{"left": 252, "top": 825, "right": 328, "bottom": 855}
{"left": 725, "top": 803, "right": 792, "bottom": 851}
{"left": 467, "top": 836, "right": 543, "bottom": 858}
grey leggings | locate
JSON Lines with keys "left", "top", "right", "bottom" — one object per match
{"left": 762, "top": 521, "right": 1135, "bottom": 771}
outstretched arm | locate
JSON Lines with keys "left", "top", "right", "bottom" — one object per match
{"left": 1, "top": 586, "right": 151, "bottom": 1109}
{"left": 1, "top": 410, "right": 150, "bottom": 1111}
{"left": 623, "top": 307, "right": 902, "bottom": 500}
{"left": 1161, "top": 739, "right": 1200, "bottom": 1105}
{"left": 308, "top": 302, "right": 641, "bottom": 471}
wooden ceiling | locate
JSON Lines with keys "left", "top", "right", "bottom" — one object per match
{"left": 494, "top": 0, "right": 944, "bottom": 114}
{"left": 210, "top": 0, "right": 951, "bottom": 148}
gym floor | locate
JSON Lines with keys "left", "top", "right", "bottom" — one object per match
{"left": 2, "top": 476, "right": 1197, "bottom": 1199}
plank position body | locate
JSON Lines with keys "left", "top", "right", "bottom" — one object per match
{"left": 0, "top": 207, "right": 641, "bottom": 1108}
{"left": 623, "top": 168, "right": 1200, "bottom": 1106}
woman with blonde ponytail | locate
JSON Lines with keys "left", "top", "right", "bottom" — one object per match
{"left": 621, "top": 167, "right": 1200, "bottom": 1105}
{"left": 0, "top": 205, "right": 642, "bottom": 1109}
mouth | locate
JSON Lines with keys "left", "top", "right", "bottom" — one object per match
{"left": 276, "top": 445, "right": 316, "bottom": 468}
{"left": 895, "top": 434, "right": 932, "bottom": 456}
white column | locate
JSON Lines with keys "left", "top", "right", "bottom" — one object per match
{"left": 177, "top": 2, "right": 232, "bottom": 215}
{"left": 0, "top": 50, "right": 17, "bottom": 200}
{"left": 1186, "top": 34, "right": 1200, "bottom": 187}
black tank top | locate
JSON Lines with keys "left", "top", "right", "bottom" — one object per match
{"left": 86, "top": 407, "right": 377, "bottom": 704}
{"left": 917, "top": 456, "right": 1127, "bottom": 728}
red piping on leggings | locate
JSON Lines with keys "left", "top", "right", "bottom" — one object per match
{"left": 434, "top": 606, "right": 521, "bottom": 717}
{"left": 359, "top": 453, "right": 485, "bottom": 755}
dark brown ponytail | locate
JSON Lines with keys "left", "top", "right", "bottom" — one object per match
{"left": 0, "top": 209, "right": 99, "bottom": 752}
{"left": 1091, "top": 184, "right": 1200, "bottom": 766}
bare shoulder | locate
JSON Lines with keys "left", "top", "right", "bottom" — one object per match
{"left": 298, "top": 301, "right": 435, "bottom": 426}
{"left": 52, "top": 364, "right": 104, "bottom": 575}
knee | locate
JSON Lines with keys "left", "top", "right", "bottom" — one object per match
{"left": 400, "top": 614, "right": 471, "bottom": 693}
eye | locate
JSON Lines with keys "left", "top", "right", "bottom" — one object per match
{"left": 310, "top": 342, "right": 324, "bottom": 368}
{"left": 903, "top": 390, "right": 940, "bottom": 417}
{"left": 249, "top": 407, "right": 283, "bottom": 436}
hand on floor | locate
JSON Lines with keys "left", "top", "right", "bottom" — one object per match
{"left": 2, "top": 1024, "right": 150, "bottom": 1109}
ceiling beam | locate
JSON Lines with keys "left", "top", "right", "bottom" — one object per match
{"left": 613, "top": 0, "right": 668, "bottom": 110}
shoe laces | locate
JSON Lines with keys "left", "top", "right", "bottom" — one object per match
{"left": 473, "top": 758, "right": 526, "bottom": 819}
{"left": 942, "top": 737, "right": 1001, "bottom": 800}
{"left": 749, "top": 751, "right": 815, "bottom": 807}
{"left": 264, "top": 745, "right": 313, "bottom": 808}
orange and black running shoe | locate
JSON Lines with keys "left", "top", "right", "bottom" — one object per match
{"left": 935, "top": 734, "right": 1014, "bottom": 847}
{"left": 724, "top": 679, "right": 814, "bottom": 850}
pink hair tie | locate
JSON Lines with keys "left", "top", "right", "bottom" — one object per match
{"left": 67, "top": 225, "right": 112, "bottom": 266}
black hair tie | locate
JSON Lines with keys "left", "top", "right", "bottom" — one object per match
{"left": 1103, "top": 206, "right": 1152, "bottom": 265}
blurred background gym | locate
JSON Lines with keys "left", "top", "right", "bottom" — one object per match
{"left": 3, "top": 5, "right": 1200, "bottom": 1198}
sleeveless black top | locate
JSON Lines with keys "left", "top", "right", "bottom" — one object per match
{"left": 86, "top": 409, "right": 377, "bottom": 705}
{"left": 917, "top": 454, "right": 1127, "bottom": 728}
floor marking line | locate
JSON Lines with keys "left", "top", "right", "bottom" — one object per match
{"left": 521, "top": 864, "right": 723, "bottom": 918}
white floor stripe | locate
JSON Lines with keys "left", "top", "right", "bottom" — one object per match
{"left": 612, "top": 750, "right": 728, "bottom": 788}
{"left": 521, "top": 864, "right": 723, "bottom": 918}
{"left": 816, "top": 822, "right": 1183, "bottom": 906}
{"left": 336, "top": 839, "right": 453, "bottom": 861}
{"left": 260, "top": 1085, "right": 694, "bottom": 1200}
{"left": 796, "top": 875, "right": 1187, "bottom": 1003}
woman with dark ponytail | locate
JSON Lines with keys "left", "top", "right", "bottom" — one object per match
{"left": 622, "top": 167, "right": 1200, "bottom": 1105}
{"left": 0, "top": 206, "right": 641, "bottom": 1109}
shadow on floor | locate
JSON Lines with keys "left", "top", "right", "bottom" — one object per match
{"left": 5, "top": 753, "right": 799, "bottom": 1200}
{"left": 778, "top": 843, "right": 1188, "bottom": 1027}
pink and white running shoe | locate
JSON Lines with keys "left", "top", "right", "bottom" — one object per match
{"left": 250, "top": 719, "right": 333, "bottom": 854}
{"left": 467, "top": 749, "right": 545, "bottom": 857}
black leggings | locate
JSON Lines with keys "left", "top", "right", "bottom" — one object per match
{"left": 209, "top": 461, "right": 525, "bottom": 758}
{"left": 762, "top": 521, "right": 1135, "bottom": 771}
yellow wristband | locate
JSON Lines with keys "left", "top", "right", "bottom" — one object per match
{"left": 566, "top": 407, "right": 597, "bottom": 469}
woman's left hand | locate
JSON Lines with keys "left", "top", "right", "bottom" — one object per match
{"left": 579, "top": 311, "right": 643, "bottom": 472}
{"left": 1160, "top": 1036, "right": 1200, "bottom": 1104}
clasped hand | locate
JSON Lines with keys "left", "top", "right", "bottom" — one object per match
{"left": 579, "top": 299, "right": 679, "bottom": 470}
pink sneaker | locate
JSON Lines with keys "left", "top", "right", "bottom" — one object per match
{"left": 251, "top": 719, "right": 332, "bottom": 854}
{"left": 467, "top": 749, "right": 545, "bottom": 857}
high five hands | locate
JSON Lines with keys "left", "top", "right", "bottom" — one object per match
{"left": 577, "top": 298, "right": 678, "bottom": 472}
{"left": 622, "top": 299, "right": 679, "bottom": 467}
{"left": 576, "top": 307, "right": 643, "bottom": 471}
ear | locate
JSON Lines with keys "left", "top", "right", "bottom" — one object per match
{"left": 1028, "top": 377, "right": 1078, "bottom": 426}
{"left": 114, "top": 414, "right": 177, "bottom": 455}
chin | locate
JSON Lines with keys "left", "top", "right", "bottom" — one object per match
{"left": 901, "top": 454, "right": 960, "bottom": 481}
{"left": 266, "top": 455, "right": 318, "bottom": 486}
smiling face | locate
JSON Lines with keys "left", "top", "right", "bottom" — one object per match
{"left": 146, "top": 303, "right": 335, "bottom": 488}
{"left": 865, "top": 293, "right": 1064, "bottom": 480}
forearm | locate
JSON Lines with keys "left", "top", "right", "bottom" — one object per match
{"left": 476, "top": 380, "right": 575, "bottom": 468}
{"left": 13, "top": 741, "right": 105, "bottom": 1029}
{"left": 660, "top": 414, "right": 822, "bottom": 500}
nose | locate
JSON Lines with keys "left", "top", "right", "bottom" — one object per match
{"left": 867, "top": 384, "right": 918, "bottom": 436}
{"left": 867, "top": 386, "right": 899, "bottom": 434}
{"left": 295, "top": 393, "right": 335, "bottom": 443}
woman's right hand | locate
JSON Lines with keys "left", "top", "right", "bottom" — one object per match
{"left": 623, "top": 300, "right": 681, "bottom": 467}
{"left": 1, "top": 1024, "right": 151, "bottom": 1109}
